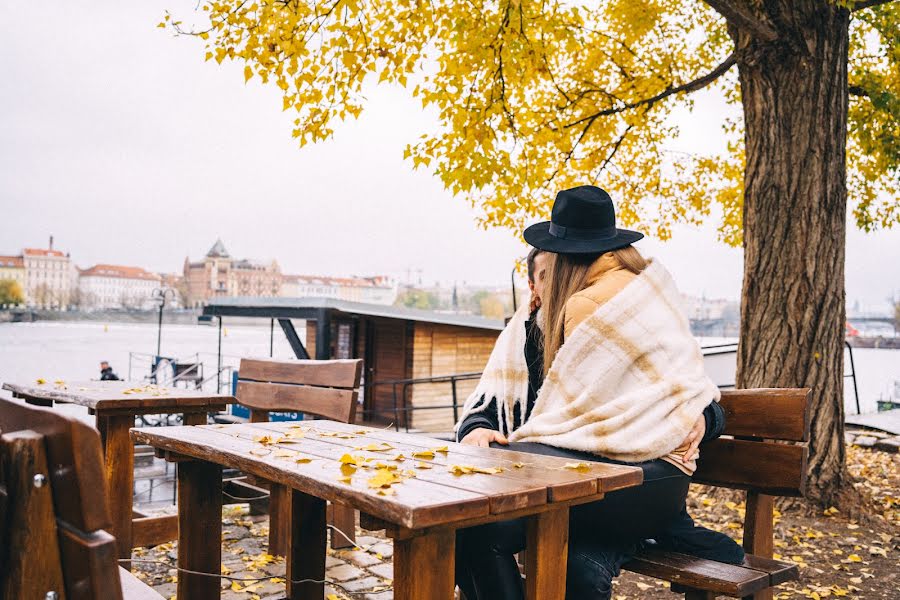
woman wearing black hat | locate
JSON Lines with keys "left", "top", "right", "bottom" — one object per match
{"left": 453, "top": 186, "right": 742, "bottom": 600}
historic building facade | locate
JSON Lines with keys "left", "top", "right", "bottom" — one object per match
{"left": 281, "top": 274, "right": 397, "bottom": 305}
{"left": 183, "top": 239, "right": 282, "bottom": 307}
{"left": 23, "top": 246, "right": 75, "bottom": 309}
{"left": 77, "top": 264, "right": 161, "bottom": 310}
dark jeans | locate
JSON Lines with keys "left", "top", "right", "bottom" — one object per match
{"left": 455, "top": 442, "right": 691, "bottom": 600}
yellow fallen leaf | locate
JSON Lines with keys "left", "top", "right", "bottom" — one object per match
{"left": 390, "top": 453, "right": 406, "bottom": 462}
{"left": 415, "top": 462, "right": 432, "bottom": 469}
{"left": 273, "top": 450, "right": 294, "bottom": 458}
{"left": 54, "top": 379, "right": 65, "bottom": 385}
{"left": 377, "top": 488, "right": 395, "bottom": 496}
{"left": 36, "top": 378, "right": 46, "bottom": 384}
{"left": 295, "top": 457, "right": 312, "bottom": 464}
{"left": 337, "top": 475, "right": 352, "bottom": 483}
{"left": 355, "top": 442, "right": 394, "bottom": 452}
{"left": 327, "top": 595, "right": 339, "bottom": 600}
{"left": 230, "top": 581, "right": 243, "bottom": 592}
{"left": 412, "top": 450, "right": 435, "bottom": 459}
{"left": 433, "top": 446, "right": 449, "bottom": 453}
{"left": 472, "top": 466, "right": 503, "bottom": 474}
{"left": 847, "top": 554, "right": 862, "bottom": 562}
{"left": 254, "top": 435, "right": 275, "bottom": 445}
{"left": 563, "top": 462, "right": 590, "bottom": 471}
{"left": 249, "top": 448, "right": 271, "bottom": 456}
{"left": 368, "top": 468, "right": 401, "bottom": 488}
{"left": 340, "top": 453, "right": 359, "bottom": 466}
{"left": 512, "top": 462, "right": 526, "bottom": 468}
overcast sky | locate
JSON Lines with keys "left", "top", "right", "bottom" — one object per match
{"left": 1, "top": 1, "right": 897, "bottom": 308}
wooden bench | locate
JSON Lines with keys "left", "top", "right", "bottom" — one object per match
{"left": 234, "top": 357, "right": 363, "bottom": 553}
{"left": 0, "top": 397, "right": 163, "bottom": 599}
{"left": 622, "top": 388, "right": 811, "bottom": 599}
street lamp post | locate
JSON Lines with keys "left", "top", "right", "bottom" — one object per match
{"left": 151, "top": 287, "right": 176, "bottom": 359}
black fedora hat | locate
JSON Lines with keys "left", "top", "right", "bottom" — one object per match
{"left": 523, "top": 186, "right": 644, "bottom": 254}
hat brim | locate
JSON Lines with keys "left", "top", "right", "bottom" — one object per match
{"left": 523, "top": 221, "right": 644, "bottom": 254}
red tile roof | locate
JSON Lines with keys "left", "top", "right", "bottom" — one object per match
{"left": 79, "top": 264, "right": 161, "bottom": 281}
{"left": 0, "top": 255, "right": 24, "bottom": 268}
{"left": 23, "top": 248, "right": 66, "bottom": 258}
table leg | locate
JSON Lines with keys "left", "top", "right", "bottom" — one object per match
{"left": 182, "top": 411, "right": 209, "bottom": 426}
{"left": 96, "top": 414, "right": 135, "bottom": 568}
{"left": 286, "top": 490, "right": 326, "bottom": 600}
{"left": 525, "top": 506, "right": 569, "bottom": 600}
{"left": 177, "top": 460, "right": 222, "bottom": 600}
{"left": 394, "top": 529, "right": 455, "bottom": 600}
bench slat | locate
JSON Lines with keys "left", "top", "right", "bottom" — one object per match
{"left": 238, "top": 358, "right": 362, "bottom": 388}
{"left": 624, "top": 549, "right": 771, "bottom": 597}
{"left": 695, "top": 438, "right": 807, "bottom": 496}
{"left": 718, "top": 389, "right": 811, "bottom": 441}
{"left": 236, "top": 381, "right": 357, "bottom": 422}
{"left": 741, "top": 554, "right": 799, "bottom": 586}
{"left": 118, "top": 567, "right": 165, "bottom": 599}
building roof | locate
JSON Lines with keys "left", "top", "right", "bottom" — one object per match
{"left": 206, "top": 239, "right": 230, "bottom": 258}
{"left": 23, "top": 248, "right": 66, "bottom": 258}
{"left": 0, "top": 255, "right": 24, "bottom": 268}
{"left": 203, "top": 297, "right": 505, "bottom": 331}
{"left": 79, "top": 264, "right": 161, "bottom": 281}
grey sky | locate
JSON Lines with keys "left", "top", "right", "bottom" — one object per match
{"left": 0, "top": 1, "right": 896, "bottom": 309}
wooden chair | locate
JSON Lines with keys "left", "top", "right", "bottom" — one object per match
{"left": 0, "top": 397, "right": 163, "bottom": 599}
{"left": 235, "top": 357, "right": 364, "bottom": 554}
{"left": 622, "top": 388, "right": 811, "bottom": 599}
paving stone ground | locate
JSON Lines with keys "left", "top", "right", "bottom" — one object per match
{"left": 132, "top": 505, "right": 397, "bottom": 600}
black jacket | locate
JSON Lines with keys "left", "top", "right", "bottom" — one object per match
{"left": 457, "top": 310, "right": 726, "bottom": 445}
{"left": 100, "top": 367, "right": 120, "bottom": 381}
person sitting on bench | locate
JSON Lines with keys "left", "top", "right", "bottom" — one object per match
{"left": 454, "top": 186, "right": 743, "bottom": 600}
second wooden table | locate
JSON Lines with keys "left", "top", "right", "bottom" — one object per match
{"left": 2, "top": 379, "right": 234, "bottom": 563}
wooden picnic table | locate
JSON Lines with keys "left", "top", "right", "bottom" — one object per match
{"left": 133, "top": 420, "right": 644, "bottom": 600}
{"left": 1, "top": 379, "right": 235, "bottom": 564}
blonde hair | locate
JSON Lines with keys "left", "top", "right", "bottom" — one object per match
{"left": 541, "top": 245, "right": 648, "bottom": 376}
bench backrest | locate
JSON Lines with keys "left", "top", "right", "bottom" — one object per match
{"left": 0, "top": 397, "right": 124, "bottom": 600}
{"left": 695, "top": 387, "right": 811, "bottom": 561}
{"left": 236, "top": 358, "right": 363, "bottom": 424}
{"left": 694, "top": 388, "right": 811, "bottom": 496}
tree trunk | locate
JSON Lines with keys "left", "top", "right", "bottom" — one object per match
{"left": 734, "top": 2, "right": 851, "bottom": 506}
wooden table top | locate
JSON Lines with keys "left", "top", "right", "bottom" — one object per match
{"left": 133, "top": 420, "right": 644, "bottom": 530}
{"left": 2, "top": 380, "right": 234, "bottom": 413}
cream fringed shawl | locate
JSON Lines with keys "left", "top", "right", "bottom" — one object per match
{"left": 455, "top": 260, "right": 719, "bottom": 464}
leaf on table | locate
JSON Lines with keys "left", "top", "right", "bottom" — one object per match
{"left": 377, "top": 488, "right": 395, "bottom": 496}
{"left": 472, "top": 466, "right": 503, "bottom": 474}
{"left": 253, "top": 435, "right": 276, "bottom": 445}
{"left": 318, "top": 431, "right": 356, "bottom": 439}
{"left": 415, "top": 462, "right": 432, "bottom": 469}
{"left": 295, "top": 457, "right": 312, "bottom": 464}
{"left": 372, "top": 462, "right": 399, "bottom": 471}
{"left": 340, "top": 453, "right": 365, "bottom": 466}
{"left": 354, "top": 442, "right": 394, "bottom": 452}
{"left": 412, "top": 450, "right": 435, "bottom": 459}
{"left": 354, "top": 429, "right": 370, "bottom": 434}
{"left": 512, "top": 462, "right": 526, "bottom": 468}
{"left": 54, "top": 379, "right": 65, "bottom": 385}
{"left": 274, "top": 450, "right": 294, "bottom": 458}
{"left": 337, "top": 475, "right": 353, "bottom": 483}
{"left": 563, "top": 462, "right": 590, "bottom": 471}
{"left": 390, "top": 453, "right": 406, "bottom": 462}
{"left": 433, "top": 446, "right": 449, "bottom": 453}
{"left": 230, "top": 581, "right": 243, "bottom": 592}
{"left": 368, "top": 468, "right": 401, "bottom": 489}
{"left": 249, "top": 448, "right": 271, "bottom": 456}
{"left": 327, "top": 595, "right": 339, "bottom": 600}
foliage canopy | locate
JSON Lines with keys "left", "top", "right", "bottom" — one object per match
{"left": 162, "top": 0, "right": 898, "bottom": 244}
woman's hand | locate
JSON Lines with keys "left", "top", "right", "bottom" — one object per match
{"left": 681, "top": 414, "right": 706, "bottom": 461}
{"left": 461, "top": 428, "right": 509, "bottom": 448}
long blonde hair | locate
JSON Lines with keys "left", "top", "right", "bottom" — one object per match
{"left": 541, "top": 245, "right": 648, "bottom": 376}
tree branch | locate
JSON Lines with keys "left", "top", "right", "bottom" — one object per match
{"left": 701, "top": 0, "right": 779, "bottom": 42}
{"left": 849, "top": 85, "right": 870, "bottom": 98}
{"left": 852, "top": 0, "right": 897, "bottom": 11}
{"left": 565, "top": 52, "right": 737, "bottom": 130}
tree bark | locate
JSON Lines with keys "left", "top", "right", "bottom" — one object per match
{"left": 733, "top": 1, "right": 851, "bottom": 506}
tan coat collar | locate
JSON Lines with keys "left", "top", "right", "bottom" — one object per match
{"left": 585, "top": 252, "right": 624, "bottom": 285}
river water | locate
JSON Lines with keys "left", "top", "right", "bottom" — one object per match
{"left": 0, "top": 321, "right": 896, "bottom": 421}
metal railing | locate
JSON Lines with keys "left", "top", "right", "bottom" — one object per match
{"left": 361, "top": 372, "right": 483, "bottom": 432}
